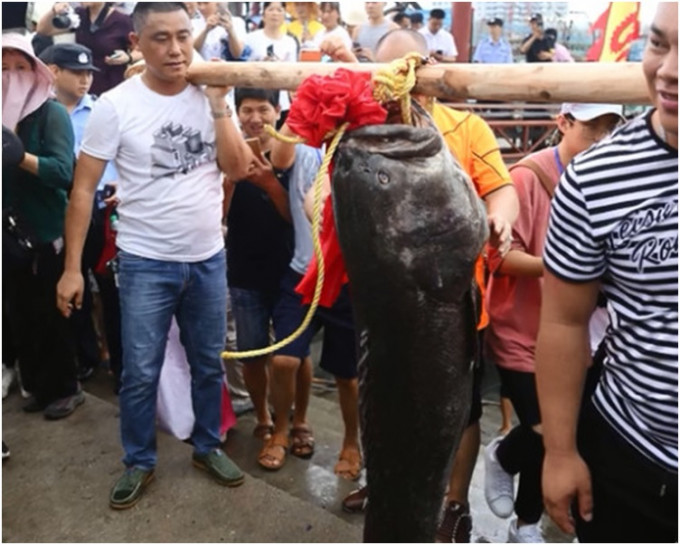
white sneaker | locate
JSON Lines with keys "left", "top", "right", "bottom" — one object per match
{"left": 507, "top": 519, "right": 544, "bottom": 543}
{"left": 2, "top": 364, "right": 16, "bottom": 399}
{"left": 484, "top": 435, "right": 515, "bottom": 518}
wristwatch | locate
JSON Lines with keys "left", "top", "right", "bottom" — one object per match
{"left": 211, "top": 105, "right": 233, "bottom": 119}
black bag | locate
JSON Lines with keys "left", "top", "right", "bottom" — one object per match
{"left": 3, "top": 207, "right": 39, "bottom": 273}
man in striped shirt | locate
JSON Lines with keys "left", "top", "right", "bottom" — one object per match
{"left": 535, "top": 3, "right": 678, "bottom": 542}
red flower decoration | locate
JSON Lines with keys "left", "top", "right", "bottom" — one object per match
{"left": 289, "top": 69, "right": 387, "bottom": 307}
{"left": 286, "top": 68, "right": 387, "bottom": 147}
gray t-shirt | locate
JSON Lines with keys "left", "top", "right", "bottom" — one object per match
{"left": 355, "top": 20, "right": 393, "bottom": 54}
{"left": 289, "top": 144, "right": 323, "bottom": 275}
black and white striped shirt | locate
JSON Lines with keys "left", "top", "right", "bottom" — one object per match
{"left": 544, "top": 110, "right": 678, "bottom": 472}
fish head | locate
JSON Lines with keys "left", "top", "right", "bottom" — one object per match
{"left": 332, "top": 122, "right": 488, "bottom": 301}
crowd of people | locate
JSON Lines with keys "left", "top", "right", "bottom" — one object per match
{"left": 2, "top": 1, "right": 677, "bottom": 544}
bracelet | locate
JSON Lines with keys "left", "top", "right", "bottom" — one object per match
{"left": 211, "top": 105, "right": 233, "bottom": 119}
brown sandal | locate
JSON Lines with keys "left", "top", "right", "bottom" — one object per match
{"left": 290, "top": 425, "right": 315, "bottom": 459}
{"left": 258, "top": 434, "right": 289, "bottom": 471}
{"left": 253, "top": 423, "right": 274, "bottom": 440}
{"left": 334, "top": 447, "right": 362, "bottom": 481}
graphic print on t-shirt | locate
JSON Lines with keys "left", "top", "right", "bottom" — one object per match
{"left": 151, "top": 121, "right": 216, "bottom": 180}
{"left": 609, "top": 198, "right": 679, "bottom": 274}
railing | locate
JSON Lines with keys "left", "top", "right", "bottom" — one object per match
{"left": 442, "top": 102, "right": 560, "bottom": 163}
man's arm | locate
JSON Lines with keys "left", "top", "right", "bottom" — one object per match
{"left": 535, "top": 272, "right": 599, "bottom": 534}
{"left": 247, "top": 154, "right": 292, "bottom": 222}
{"left": 497, "top": 250, "right": 543, "bottom": 277}
{"left": 519, "top": 34, "right": 536, "bottom": 54}
{"left": 268, "top": 124, "right": 299, "bottom": 171}
{"left": 56, "top": 153, "right": 107, "bottom": 317}
{"left": 483, "top": 184, "right": 519, "bottom": 255}
{"left": 223, "top": 15, "right": 244, "bottom": 59}
{"left": 222, "top": 175, "right": 235, "bottom": 217}
{"left": 204, "top": 82, "right": 253, "bottom": 181}
{"left": 193, "top": 14, "right": 217, "bottom": 53}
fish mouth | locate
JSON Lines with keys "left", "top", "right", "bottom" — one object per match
{"left": 340, "top": 125, "right": 442, "bottom": 159}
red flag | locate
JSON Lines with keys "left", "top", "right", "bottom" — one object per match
{"left": 586, "top": 2, "right": 641, "bottom": 62}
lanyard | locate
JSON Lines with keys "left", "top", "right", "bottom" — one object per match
{"left": 553, "top": 147, "right": 565, "bottom": 176}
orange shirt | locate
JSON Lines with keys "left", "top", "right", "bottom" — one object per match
{"left": 431, "top": 102, "right": 513, "bottom": 329}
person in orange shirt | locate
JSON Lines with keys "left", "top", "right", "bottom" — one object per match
{"left": 320, "top": 29, "right": 519, "bottom": 541}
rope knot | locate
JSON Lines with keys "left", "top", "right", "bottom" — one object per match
{"left": 372, "top": 52, "right": 425, "bottom": 124}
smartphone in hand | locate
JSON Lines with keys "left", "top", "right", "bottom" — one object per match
{"left": 245, "top": 137, "right": 263, "bottom": 159}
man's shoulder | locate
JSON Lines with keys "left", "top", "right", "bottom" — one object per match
{"left": 574, "top": 114, "right": 650, "bottom": 167}
{"left": 433, "top": 103, "right": 487, "bottom": 131}
{"left": 99, "top": 75, "right": 140, "bottom": 103}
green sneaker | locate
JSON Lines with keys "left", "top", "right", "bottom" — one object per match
{"left": 192, "top": 449, "right": 245, "bottom": 487}
{"left": 109, "top": 467, "right": 155, "bottom": 510}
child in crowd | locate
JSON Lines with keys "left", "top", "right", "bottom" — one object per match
{"left": 484, "top": 102, "right": 624, "bottom": 543}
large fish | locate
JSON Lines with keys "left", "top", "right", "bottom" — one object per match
{"left": 331, "top": 110, "right": 488, "bottom": 542}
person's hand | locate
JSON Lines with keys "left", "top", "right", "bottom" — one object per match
{"left": 56, "top": 270, "right": 85, "bottom": 318}
{"left": 246, "top": 153, "right": 276, "bottom": 190}
{"left": 319, "top": 36, "right": 358, "bottom": 62}
{"left": 354, "top": 46, "right": 374, "bottom": 62}
{"left": 105, "top": 49, "right": 130, "bottom": 66}
{"left": 103, "top": 182, "right": 120, "bottom": 207}
{"left": 538, "top": 49, "right": 554, "bottom": 61}
{"left": 487, "top": 213, "right": 513, "bottom": 257}
{"left": 430, "top": 50, "right": 444, "bottom": 62}
{"left": 202, "top": 59, "right": 232, "bottom": 106}
{"left": 205, "top": 13, "right": 220, "bottom": 30}
{"left": 533, "top": 27, "right": 543, "bottom": 39}
{"left": 124, "top": 60, "right": 145, "bottom": 79}
{"left": 219, "top": 12, "right": 233, "bottom": 33}
{"left": 542, "top": 450, "right": 593, "bottom": 534}
{"left": 2, "top": 125, "right": 25, "bottom": 166}
{"left": 52, "top": 2, "right": 70, "bottom": 15}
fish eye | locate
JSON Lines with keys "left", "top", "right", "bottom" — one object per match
{"left": 377, "top": 170, "right": 390, "bottom": 185}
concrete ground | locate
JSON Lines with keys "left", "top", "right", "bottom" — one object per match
{"left": 2, "top": 355, "right": 573, "bottom": 543}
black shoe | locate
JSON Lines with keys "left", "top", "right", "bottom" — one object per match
{"left": 342, "top": 485, "right": 368, "bottom": 514}
{"left": 44, "top": 389, "right": 85, "bottom": 420}
{"left": 2, "top": 441, "right": 9, "bottom": 460}
{"left": 22, "top": 396, "right": 47, "bottom": 413}
{"left": 77, "top": 365, "right": 95, "bottom": 381}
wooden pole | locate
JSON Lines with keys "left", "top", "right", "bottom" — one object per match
{"left": 186, "top": 61, "right": 650, "bottom": 104}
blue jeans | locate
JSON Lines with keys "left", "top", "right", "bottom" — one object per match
{"left": 117, "top": 249, "right": 227, "bottom": 470}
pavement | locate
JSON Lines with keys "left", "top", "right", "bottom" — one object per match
{"left": 2, "top": 354, "right": 573, "bottom": 543}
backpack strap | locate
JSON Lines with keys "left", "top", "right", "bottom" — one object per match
{"left": 510, "top": 157, "right": 556, "bottom": 199}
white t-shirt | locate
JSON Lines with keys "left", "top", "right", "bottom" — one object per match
{"left": 81, "top": 76, "right": 225, "bottom": 262}
{"left": 244, "top": 30, "right": 299, "bottom": 110}
{"left": 419, "top": 27, "right": 458, "bottom": 58}
{"left": 195, "top": 17, "right": 247, "bottom": 60}
{"left": 313, "top": 25, "right": 353, "bottom": 50}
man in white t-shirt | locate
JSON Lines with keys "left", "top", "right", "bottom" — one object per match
{"left": 419, "top": 8, "right": 457, "bottom": 62}
{"left": 56, "top": 2, "right": 254, "bottom": 510}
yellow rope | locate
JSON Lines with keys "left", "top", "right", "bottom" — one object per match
{"left": 263, "top": 124, "right": 306, "bottom": 144}
{"left": 222, "top": 122, "right": 350, "bottom": 360}
{"left": 222, "top": 54, "right": 423, "bottom": 360}
{"left": 371, "top": 52, "right": 424, "bottom": 125}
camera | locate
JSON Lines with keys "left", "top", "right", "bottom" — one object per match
{"left": 266, "top": 44, "right": 275, "bottom": 58}
{"left": 52, "top": 5, "right": 81, "bottom": 30}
